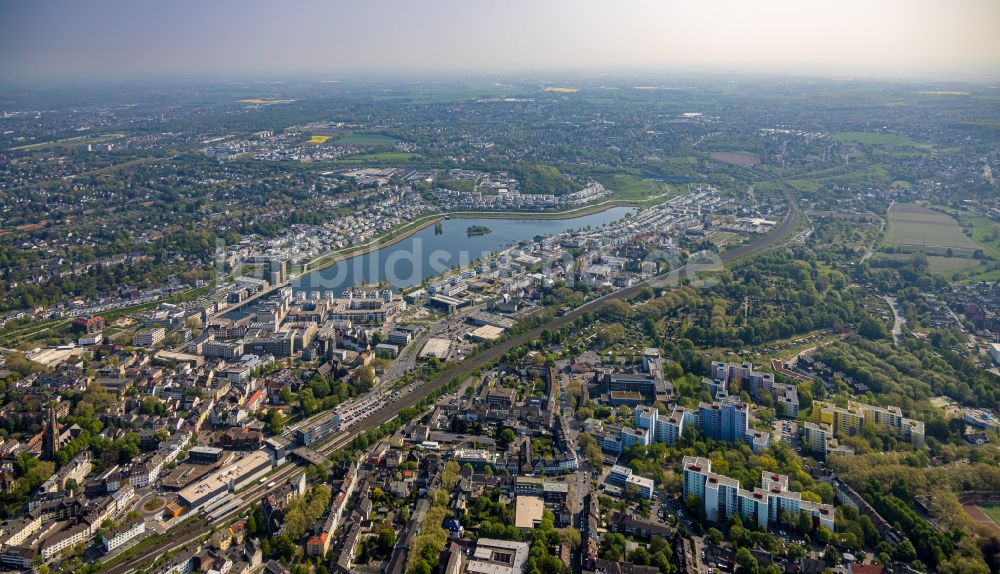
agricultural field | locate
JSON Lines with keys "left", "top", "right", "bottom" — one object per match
{"left": 884, "top": 203, "right": 982, "bottom": 254}
{"left": 931, "top": 205, "right": 1000, "bottom": 259}
{"left": 873, "top": 253, "right": 982, "bottom": 273}
{"left": 332, "top": 133, "right": 401, "bottom": 145}
{"left": 543, "top": 87, "right": 578, "bottom": 93}
{"left": 920, "top": 256, "right": 982, "bottom": 273}
{"left": 305, "top": 135, "right": 331, "bottom": 144}
{"left": 832, "top": 131, "right": 915, "bottom": 146}
{"left": 709, "top": 151, "right": 760, "bottom": 167}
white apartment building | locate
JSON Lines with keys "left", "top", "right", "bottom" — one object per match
{"left": 133, "top": 327, "right": 166, "bottom": 348}
{"left": 682, "top": 456, "right": 835, "bottom": 532}
{"left": 102, "top": 519, "right": 146, "bottom": 553}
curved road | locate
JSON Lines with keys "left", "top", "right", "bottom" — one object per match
{"left": 103, "top": 187, "right": 800, "bottom": 574}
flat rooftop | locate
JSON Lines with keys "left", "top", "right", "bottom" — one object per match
{"left": 177, "top": 450, "right": 271, "bottom": 505}
{"left": 514, "top": 495, "right": 545, "bottom": 530}
{"left": 420, "top": 337, "right": 452, "bottom": 359}
{"left": 469, "top": 325, "right": 504, "bottom": 341}
{"left": 467, "top": 537, "right": 530, "bottom": 574}
{"left": 161, "top": 460, "right": 225, "bottom": 491}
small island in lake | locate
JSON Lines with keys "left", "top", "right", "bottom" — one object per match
{"left": 466, "top": 225, "right": 493, "bottom": 237}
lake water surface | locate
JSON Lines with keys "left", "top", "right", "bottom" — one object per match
{"left": 293, "top": 206, "right": 637, "bottom": 295}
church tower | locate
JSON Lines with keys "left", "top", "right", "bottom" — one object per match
{"left": 42, "top": 405, "right": 60, "bottom": 461}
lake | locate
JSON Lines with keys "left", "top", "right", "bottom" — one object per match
{"left": 293, "top": 206, "right": 637, "bottom": 295}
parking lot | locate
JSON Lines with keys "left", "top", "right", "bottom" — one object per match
{"left": 772, "top": 419, "right": 800, "bottom": 451}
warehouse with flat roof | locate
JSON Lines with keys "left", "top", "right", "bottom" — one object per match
{"left": 468, "top": 324, "right": 504, "bottom": 342}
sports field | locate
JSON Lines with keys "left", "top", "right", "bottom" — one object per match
{"left": 885, "top": 203, "right": 981, "bottom": 253}
{"left": 964, "top": 503, "right": 1000, "bottom": 533}
{"left": 984, "top": 504, "right": 1000, "bottom": 526}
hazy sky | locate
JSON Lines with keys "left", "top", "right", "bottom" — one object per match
{"left": 2, "top": 0, "right": 999, "bottom": 81}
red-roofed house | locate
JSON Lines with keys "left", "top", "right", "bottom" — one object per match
{"left": 306, "top": 532, "right": 328, "bottom": 557}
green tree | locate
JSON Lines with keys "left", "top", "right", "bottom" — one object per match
{"left": 816, "top": 525, "right": 833, "bottom": 546}
{"left": 600, "top": 533, "right": 626, "bottom": 562}
{"left": 859, "top": 317, "right": 887, "bottom": 340}
{"left": 355, "top": 365, "right": 376, "bottom": 392}
{"left": 558, "top": 527, "right": 581, "bottom": 549}
{"left": 498, "top": 428, "right": 517, "bottom": 449}
{"left": 707, "top": 527, "right": 723, "bottom": 545}
{"left": 267, "top": 410, "right": 286, "bottom": 435}
{"left": 442, "top": 460, "right": 461, "bottom": 491}
{"left": 629, "top": 547, "right": 651, "bottom": 565}
{"left": 586, "top": 442, "right": 604, "bottom": 467}
{"left": 684, "top": 493, "right": 705, "bottom": 522}
{"left": 597, "top": 323, "right": 626, "bottom": 346}
{"left": 736, "top": 547, "right": 759, "bottom": 574}
{"left": 894, "top": 539, "right": 917, "bottom": 563}
{"left": 377, "top": 528, "right": 397, "bottom": 554}
{"left": 797, "top": 511, "right": 814, "bottom": 534}
{"left": 270, "top": 535, "right": 295, "bottom": 560}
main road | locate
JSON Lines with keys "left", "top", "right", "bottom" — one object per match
{"left": 102, "top": 187, "right": 800, "bottom": 574}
